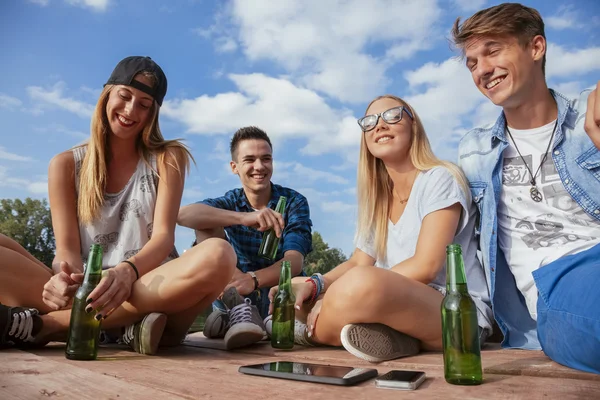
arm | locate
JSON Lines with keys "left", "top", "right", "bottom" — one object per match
{"left": 48, "top": 151, "right": 84, "bottom": 274}
{"left": 178, "top": 199, "right": 285, "bottom": 236}
{"left": 389, "top": 203, "right": 462, "bottom": 283}
{"left": 584, "top": 81, "right": 600, "bottom": 150}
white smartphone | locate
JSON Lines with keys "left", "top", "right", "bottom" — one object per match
{"left": 375, "top": 370, "right": 426, "bottom": 390}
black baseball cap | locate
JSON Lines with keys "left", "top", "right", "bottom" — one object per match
{"left": 105, "top": 56, "right": 167, "bottom": 106}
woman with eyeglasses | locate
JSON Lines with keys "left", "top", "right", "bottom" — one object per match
{"left": 269, "top": 95, "right": 492, "bottom": 362}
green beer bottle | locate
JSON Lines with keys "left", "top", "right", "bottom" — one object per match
{"left": 65, "top": 244, "right": 103, "bottom": 360}
{"left": 441, "top": 244, "right": 483, "bottom": 385}
{"left": 271, "top": 260, "right": 295, "bottom": 350}
{"left": 258, "top": 196, "right": 287, "bottom": 261}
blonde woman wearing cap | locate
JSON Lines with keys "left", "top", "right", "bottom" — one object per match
{"left": 0, "top": 56, "right": 236, "bottom": 354}
{"left": 268, "top": 95, "right": 492, "bottom": 362}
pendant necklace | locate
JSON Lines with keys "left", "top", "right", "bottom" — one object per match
{"left": 505, "top": 119, "right": 558, "bottom": 202}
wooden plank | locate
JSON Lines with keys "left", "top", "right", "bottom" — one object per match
{"left": 24, "top": 344, "right": 600, "bottom": 400}
{"left": 185, "top": 333, "right": 600, "bottom": 382}
{"left": 0, "top": 349, "right": 189, "bottom": 400}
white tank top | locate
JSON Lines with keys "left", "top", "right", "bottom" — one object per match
{"left": 73, "top": 146, "right": 178, "bottom": 269}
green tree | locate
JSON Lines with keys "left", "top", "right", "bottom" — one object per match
{"left": 304, "top": 231, "right": 347, "bottom": 275}
{"left": 0, "top": 198, "right": 55, "bottom": 267}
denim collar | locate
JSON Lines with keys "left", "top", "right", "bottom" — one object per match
{"left": 490, "top": 89, "right": 578, "bottom": 146}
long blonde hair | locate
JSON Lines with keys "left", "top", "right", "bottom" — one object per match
{"left": 356, "top": 95, "right": 469, "bottom": 261}
{"left": 77, "top": 71, "right": 194, "bottom": 225}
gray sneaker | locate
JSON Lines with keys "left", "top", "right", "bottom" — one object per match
{"left": 203, "top": 308, "right": 228, "bottom": 339}
{"left": 224, "top": 298, "right": 266, "bottom": 350}
{"left": 120, "top": 313, "right": 167, "bottom": 355}
{"left": 340, "top": 323, "right": 420, "bottom": 362}
{"left": 263, "top": 315, "right": 315, "bottom": 346}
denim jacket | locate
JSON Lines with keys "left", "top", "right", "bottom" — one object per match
{"left": 458, "top": 89, "right": 600, "bottom": 350}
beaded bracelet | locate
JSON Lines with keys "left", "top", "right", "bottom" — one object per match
{"left": 304, "top": 278, "right": 318, "bottom": 303}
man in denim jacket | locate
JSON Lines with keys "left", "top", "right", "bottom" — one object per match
{"left": 452, "top": 3, "right": 600, "bottom": 374}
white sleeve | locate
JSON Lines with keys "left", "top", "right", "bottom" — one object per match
{"left": 354, "top": 230, "right": 377, "bottom": 259}
{"left": 419, "top": 167, "right": 470, "bottom": 233}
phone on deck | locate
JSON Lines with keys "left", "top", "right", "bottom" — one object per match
{"left": 239, "top": 361, "right": 378, "bottom": 386}
{"left": 375, "top": 370, "right": 426, "bottom": 390}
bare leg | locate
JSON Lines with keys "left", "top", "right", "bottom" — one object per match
{"left": 37, "top": 238, "right": 236, "bottom": 343}
{"left": 0, "top": 234, "right": 53, "bottom": 313}
{"left": 313, "top": 266, "right": 443, "bottom": 350}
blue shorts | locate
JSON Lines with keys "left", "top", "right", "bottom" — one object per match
{"left": 533, "top": 243, "right": 600, "bottom": 374}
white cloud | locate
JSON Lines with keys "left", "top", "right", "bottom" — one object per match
{"left": 0, "top": 147, "right": 33, "bottom": 162}
{"left": 183, "top": 188, "right": 204, "bottom": 199}
{"left": 214, "top": 0, "right": 442, "bottom": 103}
{"left": 321, "top": 200, "right": 356, "bottom": 214}
{"left": 0, "top": 166, "right": 47, "bottom": 196}
{"left": 546, "top": 6, "right": 581, "bottom": 30}
{"left": 277, "top": 162, "right": 349, "bottom": 185}
{"left": 27, "top": 82, "right": 94, "bottom": 118}
{"left": 215, "top": 37, "right": 238, "bottom": 53}
{"left": 552, "top": 81, "right": 585, "bottom": 100}
{"left": 547, "top": 43, "right": 600, "bottom": 78}
{"left": 0, "top": 93, "right": 22, "bottom": 110}
{"left": 162, "top": 73, "right": 360, "bottom": 157}
{"left": 64, "top": 0, "right": 110, "bottom": 12}
{"left": 451, "top": 0, "right": 486, "bottom": 12}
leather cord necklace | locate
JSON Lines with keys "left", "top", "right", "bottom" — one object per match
{"left": 505, "top": 119, "right": 558, "bottom": 202}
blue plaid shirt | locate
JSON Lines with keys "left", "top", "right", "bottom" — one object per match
{"left": 199, "top": 183, "right": 313, "bottom": 317}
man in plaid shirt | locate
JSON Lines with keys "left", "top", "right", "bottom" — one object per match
{"left": 178, "top": 126, "right": 313, "bottom": 349}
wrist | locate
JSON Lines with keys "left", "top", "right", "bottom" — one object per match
{"left": 117, "top": 262, "right": 138, "bottom": 284}
{"left": 247, "top": 271, "right": 259, "bottom": 290}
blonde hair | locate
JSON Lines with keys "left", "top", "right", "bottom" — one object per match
{"left": 77, "top": 71, "right": 193, "bottom": 224}
{"left": 356, "top": 95, "right": 469, "bottom": 261}
{"left": 451, "top": 3, "right": 546, "bottom": 74}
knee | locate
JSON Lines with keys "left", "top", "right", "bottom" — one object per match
{"left": 325, "top": 266, "right": 384, "bottom": 311}
{"left": 185, "top": 238, "right": 236, "bottom": 285}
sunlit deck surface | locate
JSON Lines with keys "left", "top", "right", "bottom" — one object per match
{"left": 2, "top": 332, "right": 599, "bottom": 399}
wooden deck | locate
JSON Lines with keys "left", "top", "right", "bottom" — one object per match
{"left": 1, "top": 333, "right": 599, "bottom": 399}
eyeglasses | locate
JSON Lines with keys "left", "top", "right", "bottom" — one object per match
{"left": 357, "top": 106, "right": 414, "bottom": 132}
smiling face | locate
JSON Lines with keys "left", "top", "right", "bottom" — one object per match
{"left": 105, "top": 74, "right": 155, "bottom": 140}
{"left": 465, "top": 34, "right": 546, "bottom": 109}
{"left": 362, "top": 97, "right": 413, "bottom": 163}
{"left": 230, "top": 139, "right": 273, "bottom": 194}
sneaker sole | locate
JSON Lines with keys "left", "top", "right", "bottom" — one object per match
{"left": 224, "top": 322, "right": 265, "bottom": 350}
{"left": 340, "top": 323, "right": 420, "bottom": 363}
{"left": 137, "top": 313, "right": 168, "bottom": 355}
{"left": 203, "top": 310, "right": 228, "bottom": 339}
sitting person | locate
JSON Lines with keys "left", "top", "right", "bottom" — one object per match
{"left": 0, "top": 56, "right": 236, "bottom": 354}
{"left": 177, "top": 126, "right": 313, "bottom": 349}
{"left": 268, "top": 95, "right": 493, "bottom": 362}
{"left": 453, "top": 3, "right": 600, "bottom": 373}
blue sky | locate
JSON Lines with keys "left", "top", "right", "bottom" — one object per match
{"left": 1, "top": 0, "right": 599, "bottom": 257}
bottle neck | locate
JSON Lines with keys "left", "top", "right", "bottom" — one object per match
{"left": 446, "top": 252, "right": 468, "bottom": 293}
{"left": 275, "top": 196, "right": 287, "bottom": 214}
{"left": 278, "top": 262, "right": 291, "bottom": 288}
{"left": 84, "top": 246, "right": 104, "bottom": 281}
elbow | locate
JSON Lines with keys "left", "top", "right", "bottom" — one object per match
{"left": 177, "top": 205, "right": 194, "bottom": 227}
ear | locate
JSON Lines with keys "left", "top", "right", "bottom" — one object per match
{"left": 531, "top": 35, "right": 546, "bottom": 63}
{"left": 230, "top": 160, "right": 239, "bottom": 175}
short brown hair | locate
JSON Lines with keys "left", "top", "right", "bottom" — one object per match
{"left": 451, "top": 3, "right": 546, "bottom": 74}
{"left": 230, "top": 126, "right": 273, "bottom": 160}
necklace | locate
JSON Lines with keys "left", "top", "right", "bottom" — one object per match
{"left": 505, "top": 119, "right": 558, "bottom": 202}
{"left": 393, "top": 170, "right": 419, "bottom": 205}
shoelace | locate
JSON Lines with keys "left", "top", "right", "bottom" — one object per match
{"left": 293, "top": 320, "right": 313, "bottom": 346}
{"left": 227, "top": 298, "right": 254, "bottom": 328}
{"left": 8, "top": 309, "right": 37, "bottom": 342}
{"left": 120, "top": 324, "right": 136, "bottom": 345}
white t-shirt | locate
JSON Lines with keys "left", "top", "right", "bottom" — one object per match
{"left": 499, "top": 120, "right": 600, "bottom": 320}
{"left": 356, "top": 167, "right": 493, "bottom": 333}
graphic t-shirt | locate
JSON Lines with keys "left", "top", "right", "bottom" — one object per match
{"left": 498, "top": 120, "right": 600, "bottom": 320}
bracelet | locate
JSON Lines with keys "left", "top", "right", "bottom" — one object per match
{"left": 248, "top": 271, "right": 259, "bottom": 290}
{"left": 304, "top": 278, "right": 318, "bottom": 303}
{"left": 122, "top": 260, "right": 139, "bottom": 281}
{"left": 311, "top": 273, "right": 325, "bottom": 294}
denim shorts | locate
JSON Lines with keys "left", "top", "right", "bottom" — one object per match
{"left": 533, "top": 243, "right": 600, "bottom": 374}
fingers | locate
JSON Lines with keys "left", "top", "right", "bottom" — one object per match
{"left": 70, "top": 273, "right": 84, "bottom": 284}
{"left": 255, "top": 209, "right": 285, "bottom": 237}
{"left": 594, "top": 82, "right": 600, "bottom": 125}
{"left": 59, "top": 261, "right": 71, "bottom": 275}
{"left": 96, "top": 287, "right": 128, "bottom": 320}
{"left": 42, "top": 290, "right": 70, "bottom": 311}
{"left": 87, "top": 272, "right": 114, "bottom": 309}
{"left": 268, "top": 286, "right": 277, "bottom": 315}
{"left": 585, "top": 88, "right": 600, "bottom": 141}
